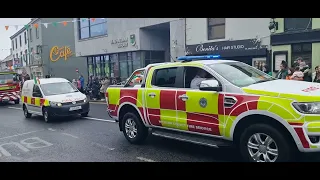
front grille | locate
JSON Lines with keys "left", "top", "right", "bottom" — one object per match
{"left": 62, "top": 100, "right": 84, "bottom": 106}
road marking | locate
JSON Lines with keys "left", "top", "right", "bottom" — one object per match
{"left": 61, "top": 133, "right": 79, "bottom": 139}
{"left": 136, "top": 157, "right": 156, "bottom": 162}
{"left": 8, "top": 107, "right": 21, "bottom": 110}
{"left": 48, "top": 128, "right": 56, "bottom": 132}
{"left": 7, "top": 106, "right": 116, "bottom": 123}
{"left": 84, "top": 117, "right": 116, "bottom": 123}
{"left": 0, "top": 130, "right": 43, "bottom": 141}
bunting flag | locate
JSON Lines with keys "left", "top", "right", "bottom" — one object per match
{"left": 2, "top": 18, "right": 107, "bottom": 31}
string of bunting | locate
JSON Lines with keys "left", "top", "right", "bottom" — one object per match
{"left": 3, "top": 18, "right": 105, "bottom": 31}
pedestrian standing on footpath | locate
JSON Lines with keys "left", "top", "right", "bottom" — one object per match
{"left": 313, "top": 66, "right": 320, "bottom": 83}
{"left": 262, "top": 64, "right": 272, "bottom": 76}
{"left": 312, "top": 66, "right": 319, "bottom": 82}
{"left": 286, "top": 67, "right": 295, "bottom": 80}
{"left": 290, "top": 66, "right": 304, "bottom": 81}
{"left": 299, "top": 61, "right": 312, "bottom": 82}
{"left": 100, "top": 77, "right": 110, "bottom": 101}
{"left": 276, "top": 61, "right": 288, "bottom": 79}
{"left": 79, "top": 74, "right": 85, "bottom": 93}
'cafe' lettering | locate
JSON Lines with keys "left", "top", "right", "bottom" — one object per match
{"left": 49, "top": 46, "right": 73, "bottom": 62}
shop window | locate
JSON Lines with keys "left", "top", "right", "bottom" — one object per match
{"left": 87, "top": 57, "right": 93, "bottom": 76}
{"left": 104, "top": 55, "right": 110, "bottom": 78}
{"left": 284, "top": 18, "right": 312, "bottom": 32}
{"left": 291, "top": 43, "right": 312, "bottom": 67}
{"left": 95, "top": 56, "right": 101, "bottom": 77}
{"left": 78, "top": 18, "right": 107, "bottom": 39}
{"left": 208, "top": 18, "right": 225, "bottom": 40}
{"left": 110, "top": 54, "right": 119, "bottom": 78}
{"left": 152, "top": 67, "right": 177, "bottom": 87}
{"left": 132, "top": 52, "right": 141, "bottom": 71}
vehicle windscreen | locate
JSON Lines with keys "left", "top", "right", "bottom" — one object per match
{"left": 0, "top": 74, "right": 15, "bottom": 84}
{"left": 40, "top": 82, "right": 79, "bottom": 96}
{"left": 209, "top": 62, "right": 275, "bottom": 87}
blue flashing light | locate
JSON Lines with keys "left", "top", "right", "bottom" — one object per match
{"left": 177, "top": 55, "right": 221, "bottom": 61}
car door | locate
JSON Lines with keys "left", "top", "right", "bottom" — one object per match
{"left": 145, "top": 66, "right": 178, "bottom": 129}
{"left": 175, "top": 66, "right": 224, "bottom": 136}
{"left": 30, "top": 84, "right": 43, "bottom": 114}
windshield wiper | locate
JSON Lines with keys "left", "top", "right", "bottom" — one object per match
{"left": 252, "top": 79, "right": 274, "bottom": 84}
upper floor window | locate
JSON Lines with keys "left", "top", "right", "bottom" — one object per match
{"left": 19, "top": 35, "right": 22, "bottom": 47}
{"left": 284, "top": 18, "right": 312, "bottom": 32}
{"left": 36, "top": 27, "right": 39, "bottom": 39}
{"left": 15, "top": 38, "right": 17, "bottom": 49}
{"left": 208, "top": 18, "right": 225, "bottom": 40}
{"left": 29, "top": 29, "right": 33, "bottom": 42}
{"left": 12, "top": 40, "right": 14, "bottom": 50}
{"left": 78, "top": 18, "right": 107, "bottom": 39}
{"left": 24, "top": 31, "right": 27, "bottom": 44}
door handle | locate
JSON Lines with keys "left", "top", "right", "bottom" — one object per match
{"left": 148, "top": 93, "right": 156, "bottom": 98}
{"left": 178, "top": 94, "right": 188, "bottom": 101}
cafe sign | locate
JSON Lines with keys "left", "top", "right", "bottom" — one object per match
{"left": 49, "top": 46, "right": 73, "bottom": 62}
{"left": 185, "top": 39, "right": 267, "bottom": 57}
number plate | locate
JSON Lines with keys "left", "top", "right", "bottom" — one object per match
{"left": 69, "top": 106, "right": 82, "bottom": 111}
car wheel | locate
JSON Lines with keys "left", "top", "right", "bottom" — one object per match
{"left": 43, "top": 108, "right": 52, "bottom": 123}
{"left": 81, "top": 112, "right": 89, "bottom": 117}
{"left": 239, "top": 124, "right": 295, "bottom": 162}
{"left": 121, "top": 112, "right": 148, "bottom": 144}
{"left": 23, "top": 105, "right": 31, "bottom": 118}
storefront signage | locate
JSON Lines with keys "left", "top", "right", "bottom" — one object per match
{"left": 49, "top": 46, "right": 73, "bottom": 62}
{"left": 111, "top": 37, "right": 128, "bottom": 48}
{"left": 185, "top": 39, "right": 267, "bottom": 57}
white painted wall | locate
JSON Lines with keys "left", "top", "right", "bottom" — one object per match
{"left": 186, "top": 18, "right": 271, "bottom": 48}
{"left": 11, "top": 29, "right": 29, "bottom": 67}
{"left": 74, "top": 18, "right": 185, "bottom": 61}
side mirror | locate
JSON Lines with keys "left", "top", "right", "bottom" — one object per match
{"left": 199, "top": 79, "right": 222, "bottom": 91}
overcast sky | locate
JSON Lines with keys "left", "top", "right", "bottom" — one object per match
{"left": 0, "top": 18, "right": 31, "bottom": 60}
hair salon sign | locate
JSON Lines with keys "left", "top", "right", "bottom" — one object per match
{"left": 185, "top": 39, "right": 267, "bottom": 57}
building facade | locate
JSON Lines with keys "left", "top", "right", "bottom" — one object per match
{"left": 27, "top": 18, "right": 87, "bottom": 81}
{"left": 74, "top": 18, "right": 186, "bottom": 81}
{"left": 10, "top": 27, "right": 30, "bottom": 75}
{"left": 185, "top": 18, "right": 271, "bottom": 70}
{"left": 0, "top": 53, "right": 13, "bottom": 72}
{"left": 270, "top": 18, "right": 319, "bottom": 72}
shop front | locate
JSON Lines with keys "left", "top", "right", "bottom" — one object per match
{"left": 185, "top": 39, "right": 270, "bottom": 70}
{"left": 87, "top": 50, "right": 165, "bottom": 81}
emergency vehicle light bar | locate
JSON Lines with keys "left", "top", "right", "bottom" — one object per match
{"left": 177, "top": 55, "right": 221, "bottom": 61}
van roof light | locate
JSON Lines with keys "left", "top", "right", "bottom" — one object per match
{"left": 177, "top": 55, "right": 221, "bottom": 62}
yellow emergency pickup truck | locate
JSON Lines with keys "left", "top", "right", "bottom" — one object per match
{"left": 106, "top": 55, "right": 320, "bottom": 162}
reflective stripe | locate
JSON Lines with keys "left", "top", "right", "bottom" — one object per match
{"left": 21, "top": 96, "right": 49, "bottom": 107}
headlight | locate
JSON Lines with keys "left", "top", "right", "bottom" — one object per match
{"left": 50, "top": 101, "right": 62, "bottom": 107}
{"left": 83, "top": 97, "right": 87, "bottom": 103}
{"left": 292, "top": 102, "right": 320, "bottom": 114}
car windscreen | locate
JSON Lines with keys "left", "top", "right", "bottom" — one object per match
{"left": 40, "top": 82, "right": 79, "bottom": 96}
{"left": 0, "top": 74, "right": 15, "bottom": 84}
{"left": 208, "top": 62, "right": 275, "bottom": 87}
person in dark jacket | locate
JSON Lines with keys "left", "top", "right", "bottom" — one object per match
{"left": 276, "top": 61, "right": 288, "bottom": 79}
{"left": 299, "top": 61, "right": 312, "bottom": 82}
